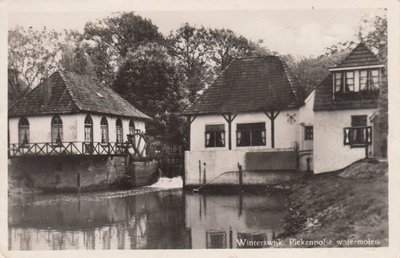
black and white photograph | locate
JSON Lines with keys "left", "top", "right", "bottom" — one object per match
{"left": 1, "top": 0, "right": 400, "bottom": 257}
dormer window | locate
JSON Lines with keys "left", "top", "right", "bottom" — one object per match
{"left": 333, "top": 69, "right": 380, "bottom": 97}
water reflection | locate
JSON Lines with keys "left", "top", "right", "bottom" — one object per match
{"left": 186, "top": 193, "right": 286, "bottom": 249}
{"left": 9, "top": 189, "right": 286, "bottom": 250}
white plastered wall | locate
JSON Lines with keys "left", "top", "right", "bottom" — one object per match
{"left": 190, "top": 111, "right": 298, "bottom": 152}
{"left": 9, "top": 114, "right": 146, "bottom": 144}
{"left": 313, "top": 108, "right": 375, "bottom": 173}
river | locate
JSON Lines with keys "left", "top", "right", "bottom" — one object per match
{"left": 8, "top": 187, "right": 287, "bottom": 250}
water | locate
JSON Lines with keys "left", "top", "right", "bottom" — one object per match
{"left": 8, "top": 188, "right": 287, "bottom": 250}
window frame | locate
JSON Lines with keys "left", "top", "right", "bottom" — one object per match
{"left": 304, "top": 126, "right": 313, "bottom": 141}
{"left": 344, "top": 71, "right": 355, "bottom": 92}
{"left": 334, "top": 69, "right": 381, "bottom": 96}
{"left": 116, "top": 118, "right": 123, "bottom": 143}
{"left": 343, "top": 115, "right": 372, "bottom": 148}
{"left": 236, "top": 122, "right": 266, "bottom": 147}
{"left": 100, "top": 116, "right": 109, "bottom": 143}
{"left": 204, "top": 124, "right": 225, "bottom": 148}
{"left": 51, "top": 115, "right": 63, "bottom": 145}
{"left": 84, "top": 115, "right": 93, "bottom": 143}
{"left": 18, "top": 117, "right": 30, "bottom": 146}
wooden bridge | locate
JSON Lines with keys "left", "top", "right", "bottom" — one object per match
{"left": 8, "top": 133, "right": 184, "bottom": 178}
{"left": 8, "top": 133, "right": 149, "bottom": 158}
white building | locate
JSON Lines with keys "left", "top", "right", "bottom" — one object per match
{"left": 8, "top": 71, "right": 150, "bottom": 156}
{"left": 183, "top": 43, "right": 384, "bottom": 186}
{"left": 313, "top": 43, "right": 384, "bottom": 173}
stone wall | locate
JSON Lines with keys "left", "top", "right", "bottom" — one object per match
{"left": 8, "top": 156, "right": 158, "bottom": 192}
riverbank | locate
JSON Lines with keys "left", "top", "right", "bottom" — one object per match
{"left": 279, "top": 159, "right": 388, "bottom": 247}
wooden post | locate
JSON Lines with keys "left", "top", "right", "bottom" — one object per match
{"left": 198, "top": 160, "right": 202, "bottom": 185}
{"left": 263, "top": 110, "right": 280, "bottom": 149}
{"left": 222, "top": 113, "right": 237, "bottom": 150}
{"left": 203, "top": 162, "right": 207, "bottom": 185}
{"left": 365, "top": 127, "right": 369, "bottom": 159}
{"left": 238, "top": 163, "right": 243, "bottom": 192}
{"left": 271, "top": 112, "right": 275, "bottom": 148}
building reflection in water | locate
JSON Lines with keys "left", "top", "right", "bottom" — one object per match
{"left": 9, "top": 190, "right": 286, "bottom": 250}
{"left": 185, "top": 192, "right": 286, "bottom": 249}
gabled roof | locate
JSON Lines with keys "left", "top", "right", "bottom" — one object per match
{"left": 8, "top": 71, "right": 150, "bottom": 119}
{"left": 331, "top": 42, "right": 382, "bottom": 69}
{"left": 314, "top": 42, "right": 383, "bottom": 111}
{"left": 183, "top": 56, "right": 303, "bottom": 115}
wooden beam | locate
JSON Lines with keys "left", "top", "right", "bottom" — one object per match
{"left": 263, "top": 109, "right": 281, "bottom": 148}
{"left": 221, "top": 113, "right": 237, "bottom": 150}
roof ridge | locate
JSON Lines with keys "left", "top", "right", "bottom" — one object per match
{"left": 57, "top": 71, "right": 84, "bottom": 111}
{"left": 233, "top": 55, "right": 277, "bottom": 61}
{"left": 278, "top": 56, "right": 303, "bottom": 105}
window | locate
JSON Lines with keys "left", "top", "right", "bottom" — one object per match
{"left": 335, "top": 70, "right": 381, "bottom": 95}
{"left": 304, "top": 126, "right": 313, "bottom": 140}
{"left": 84, "top": 115, "right": 93, "bottom": 142}
{"left": 18, "top": 117, "right": 29, "bottom": 145}
{"left": 370, "top": 69, "right": 380, "bottom": 90}
{"left": 206, "top": 231, "right": 227, "bottom": 249}
{"left": 359, "top": 70, "right": 368, "bottom": 91}
{"left": 236, "top": 122, "right": 266, "bottom": 147}
{"left": 100, "top": 116, "right": 109, "bottom": 143}
{"left": 51, "top": 115, "right": 63, "bottom": 144}
{"left": 116, "top": 118, "right": 123, "bottom": 143}
{"left": 345, "top": 71, "right": 354, "bottom": 92}
{"left": 343, "top": 115, "right": 372, "bottom": 147}
{"left": 205, "top": 124, "right": 225, "bottom": 147}
{"left": 359, "top": 69, "right": 380, "bottom": 91}
{"left": 334, "top": 72, "right": 343, "bottom": 93}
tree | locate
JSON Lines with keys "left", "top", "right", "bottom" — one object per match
{"left": 8, "top": 26, "right": 64, "bottom": 88}
{"left": 167, "top": 23, "right": 214, "bottom": 103}
{"left": 209, "top": 28, "right": 270, "bottom": 73}
{"left": 282, "top": 50, "right": 350, "bottom": 95}
{"left": 58, "top": 30, "right": 98, "bottom": 77}
{"left": 82, "top": 12, "right": 164, "bottom": 85}
{"left": 113, "top": 43, "right": 186, "bottom": 145}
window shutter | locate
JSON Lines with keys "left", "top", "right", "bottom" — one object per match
{"left": 344, "top": 127, "right": 351, "bottom": 145}
{"left": 367, "top": 127, "right": 372, "bottom": 144}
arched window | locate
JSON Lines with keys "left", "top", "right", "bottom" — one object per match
{"left": 84, "top": 115, "right": 93, "bottom": 143}
{"left": 129, "top": 119, "right": 135, "bottom": 135}
{"left": 100, "top": 116, "right": 109, "bottom": 143}
{"left": 51, "top": 115, "right": 63, "bottom": 144}
{"left": 116, "top": 118, "right": 123, "bottom": 143}
{"left": 18, "top": 117, "right": 29, "bottom": 145}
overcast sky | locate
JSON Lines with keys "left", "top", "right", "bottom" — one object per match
{"left": 8, "top": 8, "right": 383, "bottom": 58}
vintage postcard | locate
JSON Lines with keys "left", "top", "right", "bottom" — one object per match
{"left": 1, "top": 0, "right": 399, "bottom": 257}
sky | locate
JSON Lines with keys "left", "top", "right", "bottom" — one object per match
{"left": 8, "top": 8, "right": 383, "bottom": 58}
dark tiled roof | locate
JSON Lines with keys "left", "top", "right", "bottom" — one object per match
{"left": 183, "top": 56, "right": 303, "bottom": 115}
{"left": 8, "top": 71, "right": 150, "bottom": 119}
{"left": 314, "top": 42, "right": 382, "bottom": 111}
{"left": 313, "top": 74, "right": 378, "bottom": 111}
{"left": 333, "top": 42, "right": 382, "bottom": 69}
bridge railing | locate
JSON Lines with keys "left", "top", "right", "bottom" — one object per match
{"left": 8, "top": 142, "right": 129, "bottom": 158}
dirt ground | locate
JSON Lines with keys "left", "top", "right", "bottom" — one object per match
{"left": 279, "top": 159, "right": 388, "bottom": 247}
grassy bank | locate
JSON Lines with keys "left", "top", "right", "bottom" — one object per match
{"left": 279, "top": 159, "right": 388, "bottom": 247}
